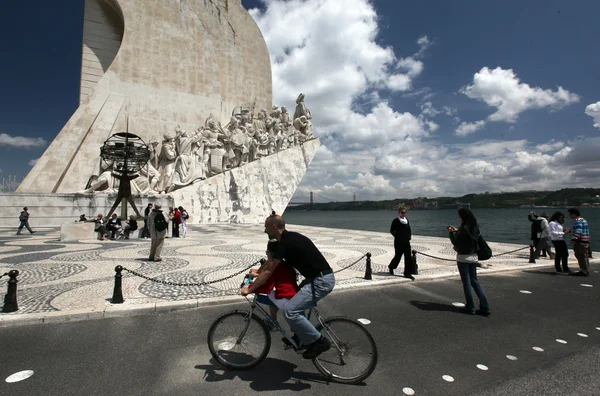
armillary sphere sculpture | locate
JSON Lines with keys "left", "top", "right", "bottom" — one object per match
{"left": 100, "top": 132, "right": 151, "bottom": 219}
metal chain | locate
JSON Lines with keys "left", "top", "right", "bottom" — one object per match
{"left": 492, "top": 245, "right": 530, "bottom": 257}
{"left": 334, "top": 254, "right": 367, "bottom": 273}
{"left": 414, "top": 244, "right": 531, "bottom": 262}
{"left": 121, "top": 261, "right": 260, "bottom": 287}
{"left": 121, "top": 252, "right": 369, "bottom": 288}
{"left": 0, "top": 272, "right": 8, "bottom": 280}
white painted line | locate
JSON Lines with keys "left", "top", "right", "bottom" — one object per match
{"left": 403, "top": 387, "right": 415, "bottom": 395}
{"left": 532, "top": 347, "right": 544, "bottom": 352}
{"left": 596, "top": 327, "right": 600, "bottom": 331}
{"left": 506, "top": 355, "right": 518, "bottom": 361}
{"left": 452, "top": 302, "right": 465, "bottom": 307}
{"left": 442, "top": 375, "right": 454, "bottom": 382}
{"left": 476, "top": 364, "right": 488, "bottom": 371}
{"left": 581, "top": 284, "right": 593, "bottom": 288}
{"left": 357, "top": 318, "right": 371, "bottom": 325}
{"left": 519, "top": 290, "right": 532, "bottom": 294}
{"left": 5, "top": 370, "right": 34, "bottom": 383}
{"left": 556, "top": 339, "right": 567, "bottom": 344}
{"left": 577, "top": 333, "right": 588, "bottom": 338}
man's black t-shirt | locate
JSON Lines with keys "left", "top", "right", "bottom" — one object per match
{"left": 272, "top": 230, "right": 331, "bottom": 278}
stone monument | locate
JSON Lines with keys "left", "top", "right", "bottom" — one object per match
{"left": 0, "top": 0, "right": 320, "bottom": 226}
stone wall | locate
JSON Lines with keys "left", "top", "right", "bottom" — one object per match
{"left": 0, "top": 193, "right": 173, "bottom": 228}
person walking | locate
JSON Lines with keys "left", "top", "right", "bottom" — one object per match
{"left": 178, "top": 206, "right": 189, "bottom": 238}
{"left": 533, "top": 212, "right": 554, "bottom": 259}
{"left": 548, "top": 211, "right": 571, "bottom": 275}
{"left": 148, "top": 204, "right": 168, "bottom": 262}
{"left": 16, "top": 207, "right": 35, "bottom": 235}
{"left": 448, "top": 208, "right": 490, "bottom": 316}
{"left": 387, "top": 207, "right": 415, "bottom": 280}
{"left": 568, "top": 208, "right": 591, "bottom": 277}
{"left": 141, "top": 203, "right": 153, "bottom": 238}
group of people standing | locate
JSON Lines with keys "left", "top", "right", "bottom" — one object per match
{"left": 140, "top": 203, "right": 189, "bottom": 239}
{"left": 529, "top": 209, "right": 592, "bottom": 276}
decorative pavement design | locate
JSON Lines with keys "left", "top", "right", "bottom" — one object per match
{"left": 0, "top": 224, "right": 596, "bottom": 321}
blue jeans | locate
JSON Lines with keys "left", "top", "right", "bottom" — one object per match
{"left": 283, "top": 273, "right": 335, "bottom": 345}
{"left": 457, "top": 262, "right": 489, "bottom": 313}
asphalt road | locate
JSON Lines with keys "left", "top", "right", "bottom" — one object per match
{"left": 1, "top": 264, "right": 599, "bottom": 396}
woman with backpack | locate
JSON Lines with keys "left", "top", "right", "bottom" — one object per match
{"left": 448, "top": 208, "right": 490, "bottom": 316}
{"left": 178, "top": 206, "right": 189, "bottom": 238}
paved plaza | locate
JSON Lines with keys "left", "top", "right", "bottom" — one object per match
{"left": 0, "top": 224, "right": 595, "bottom": 326}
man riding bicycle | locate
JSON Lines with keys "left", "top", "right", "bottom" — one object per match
{"left": 241, "top": 213, "right": 335, "bottom": 359}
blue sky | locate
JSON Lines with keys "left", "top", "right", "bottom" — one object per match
{"left": 1, "top": 0, "right": 599, "bottom": 198}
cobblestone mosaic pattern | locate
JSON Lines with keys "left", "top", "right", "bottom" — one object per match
{"left": 0, "top": 224, "right": 586, "bottom": 316}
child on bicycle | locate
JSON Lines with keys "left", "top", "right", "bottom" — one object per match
{"left": 248, "top": 240, "right": 299, "bottom": 323}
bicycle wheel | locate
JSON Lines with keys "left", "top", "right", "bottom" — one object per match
{"left": 207, "top": 310, "right": 271, "bottom": 370}
{"left": 313, "top": 316, "right": 378, "bottom": 384}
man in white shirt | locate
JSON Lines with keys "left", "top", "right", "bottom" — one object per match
{"left": 534, "top": 212, "right": 555, "bottom": 259}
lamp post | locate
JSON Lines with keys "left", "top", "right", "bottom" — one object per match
{"left": 100, "top": 132, "right": 151, "bottom": 219}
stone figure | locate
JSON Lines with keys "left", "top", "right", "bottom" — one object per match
{"left": 226, "top": 116, "right": 250, "bottom": 167}
{"left": 168, "top": 128, "right": 206, "bottom": 192}
{"left": 293, "top": 93, "right": 312, "bottom": 121}
{"left": 82, "top": 160, "right": 116, "bottom": 193}
{"left": 156, "top": 131, "right": 178, "bottom": 192}
{"left": 148, "top": 139, "right": 160, "bottom": 170}
{"left": 293, "top": 115, "right": 313, "bottom": 142}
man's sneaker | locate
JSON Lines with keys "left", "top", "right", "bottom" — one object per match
{"left": 556, "top": 271, "right": 569, "bottom": 276}
{"left": 302, "top": 336, "right": 331, "bottom": 359}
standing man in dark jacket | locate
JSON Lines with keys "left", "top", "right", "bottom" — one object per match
{"left": 141, "top": 203, "right": 152, "bottom": 238}
{"left": 388, "top": 207, "right": 415, "bottom": 280}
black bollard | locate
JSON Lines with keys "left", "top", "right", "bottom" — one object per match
{"left": 111, "top": 265, "right": 124, "bottom": 304}
{"left": 412, "top": 250, "right": 419, "bottom": 275}
{"left": 364, "top": 252, "right": 372, "bottom": 280}
{"left": 2, "top": 270, "right": 20, "bottom": 313}
{"left": 528, "top": 245, "right": 536, "bottom": 263}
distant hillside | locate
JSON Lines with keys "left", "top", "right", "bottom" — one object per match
{"left": 287, "top": 188, "right": 600, "bottom": 211}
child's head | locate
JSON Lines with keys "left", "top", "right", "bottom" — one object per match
{"left": 266, "top": 240, "right": 279, "bottom": 260}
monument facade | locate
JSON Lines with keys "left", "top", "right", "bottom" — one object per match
{"left": 1, "top": 0, "right": 320, "bottom": 226}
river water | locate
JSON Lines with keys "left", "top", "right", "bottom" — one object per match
{"left": 283, "top": 208, "right": 600, "bottom": 245}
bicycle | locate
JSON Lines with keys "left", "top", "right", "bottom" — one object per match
{"left": 207, "top": 277, "right": 378, "bottom": 384}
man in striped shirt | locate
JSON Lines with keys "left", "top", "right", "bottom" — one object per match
{"left": 568, "top": 208, "right": 591, "bottom": 277}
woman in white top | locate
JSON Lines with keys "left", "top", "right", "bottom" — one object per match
{"left": 548, "top": 211, "right": 572, "bottom": 274}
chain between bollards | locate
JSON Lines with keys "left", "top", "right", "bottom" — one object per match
{"left": 2, "top": 270, "right": 20, "bottom": 313}
{"left": 528, "top": 244, "right": 536, "bottom": 263}
{"left": 364, "top": 252, "right": 372, "bottom": 280}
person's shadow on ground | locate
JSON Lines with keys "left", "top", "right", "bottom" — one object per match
{"left": 196, "top": 357, "right": 329, "bottom": 391}
{"left": 410, "top": 300, "right": 462, "bottom": 313}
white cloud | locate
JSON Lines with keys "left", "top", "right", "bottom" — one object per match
{"left": 252, "top": 1, "right": 597, "bottom": 201}
{"left": 28, "top": 158, "right": 39, "bottom": 166}
{"left": 460, "top": 67, "right": 580, "bottom": 123}
{"left": 536, "top": 139, "right": 565, "bottom": 153}
{"left": 0, "top": 134, "right": 46, "bottom": 148}
{"left": 585, "top": 101, "right": 600, "bottom": 128}
{"left": 455, "top": 120, "right": 486, "bottom": 136}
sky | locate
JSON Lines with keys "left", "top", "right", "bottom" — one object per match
{"left": 1, "top": 0, "right": 599, "bottom": 201}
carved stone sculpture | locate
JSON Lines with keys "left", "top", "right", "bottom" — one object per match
{"left": 156, "top": 131, "right": 178, "bottom": 192}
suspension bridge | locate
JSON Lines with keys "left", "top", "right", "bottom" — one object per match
{"left": 288, "top": 191, "right": 338, "bottom": 207}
